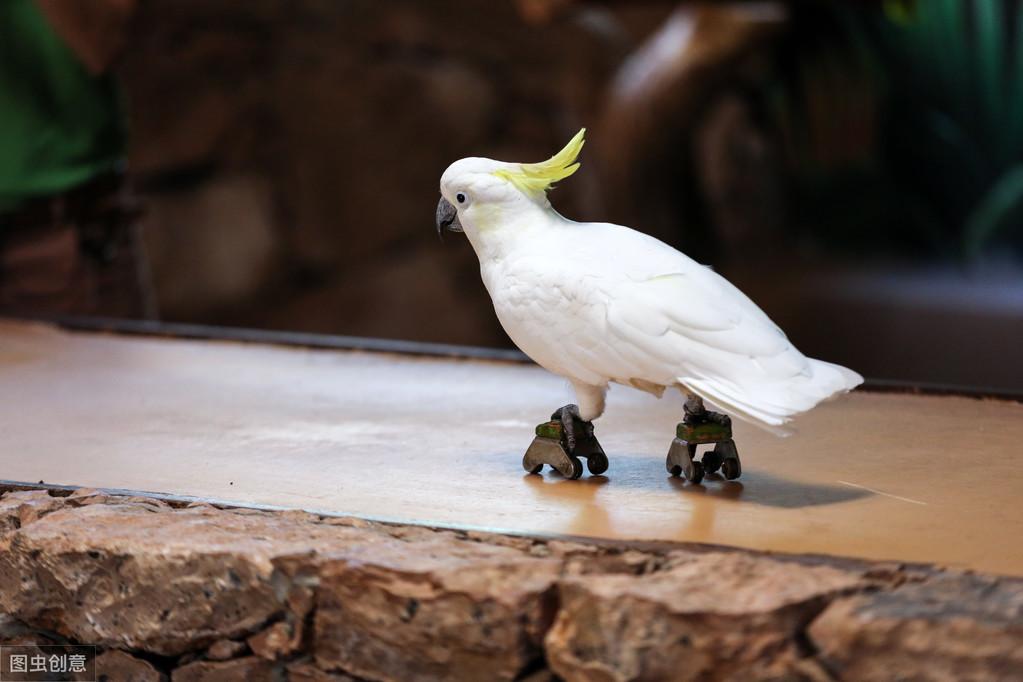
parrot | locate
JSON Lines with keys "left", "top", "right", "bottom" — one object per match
{"left": 435, "top": 128, "right": 862, "bottom": 474}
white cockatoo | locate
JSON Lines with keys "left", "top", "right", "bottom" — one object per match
{"left": 436, "top": 129, "right": 861, "bottom": 465}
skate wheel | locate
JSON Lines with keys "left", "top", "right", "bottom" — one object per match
{"left": 568, "top": 458, "right": 584, "bottom": 480}
{"left": 688, "top": 460, "right": 705, "bottom": 485}
{"left": 721, "top": 457, "right": 741, "bottom": 480}
{"left": 527, "top": 463, "right": 543, "bottom": 475}
{"left": 702, "top": 450, "right": 722, "bottom": 475}
{"left": 587, "top": 452, "right": 609, "bottom": 475}
{"left": 668, "top": 464, "right": 682, "bottom": 478}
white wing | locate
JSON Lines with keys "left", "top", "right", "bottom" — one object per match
{"left": 546, "top": 222, "right": 863, "bottom": 427}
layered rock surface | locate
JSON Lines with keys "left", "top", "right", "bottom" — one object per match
{"left": 0, "top": 487, "right": 1019, "bottom": 681}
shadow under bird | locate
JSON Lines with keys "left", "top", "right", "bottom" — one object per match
{"left": 436, "top": 129, "right": 862, "bottom": 482}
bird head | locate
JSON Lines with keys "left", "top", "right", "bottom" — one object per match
{"left": 435, "top": 128, "right": 585, "bottom": 243}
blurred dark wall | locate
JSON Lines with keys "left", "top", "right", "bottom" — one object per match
{"left": 121, "top": 0, "right": 670, "bottom": 346}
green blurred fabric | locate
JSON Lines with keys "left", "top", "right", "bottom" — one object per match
{"left": 0, "top": 0, "right": 126, "bottom": 213}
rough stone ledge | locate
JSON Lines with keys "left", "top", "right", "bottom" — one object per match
{"left": 0, "top": 487, "right": 1019, "bottom": 681}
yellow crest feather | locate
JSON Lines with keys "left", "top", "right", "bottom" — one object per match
{"left": 493, "top": 128, "right": 585, "bottom": 196}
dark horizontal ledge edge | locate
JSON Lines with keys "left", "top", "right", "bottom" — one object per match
{"left": 6, "top": 313, "right": 1022, "bottom": 404}
{"left": 8, "top": 313, "right": 529, "bottom": 363}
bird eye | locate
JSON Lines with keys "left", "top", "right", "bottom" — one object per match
{"left": 456, "top": 192, "right": 467, "bottom": 204}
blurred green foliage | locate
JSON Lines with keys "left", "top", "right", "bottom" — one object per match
{"left": 774, "top": 0, "right": 1023, "bottom": 259}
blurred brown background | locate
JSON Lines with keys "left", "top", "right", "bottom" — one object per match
{"left": 109, "top": 0, "right": 1023, "bottom": 389}
{"left": 123, "top": 0, "right": 667, "bottom": 345}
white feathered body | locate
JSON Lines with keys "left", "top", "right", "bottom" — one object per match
{"left": 477, "top": 211, "right": 861, "bottom": 429}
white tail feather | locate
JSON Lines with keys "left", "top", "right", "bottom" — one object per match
{"left": 680, "top": 359, "right": 863, "bottom": 435}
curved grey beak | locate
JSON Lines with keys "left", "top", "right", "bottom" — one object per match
{"left": 435, "top": 197, "right": 463, "bottom": 240}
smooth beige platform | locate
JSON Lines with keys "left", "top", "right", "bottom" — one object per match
{"left": 2, "top": 320, "right": 1022, "bottom": 575}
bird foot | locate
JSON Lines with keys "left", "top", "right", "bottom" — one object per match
{"left": 550, "top": 404, "right": 589, "bottom": 452}
{"left": 683, "top": 396, "right": 731, "bottom": 427}
{"left": 522, "top": 404, "right": 608, "bottom": 479}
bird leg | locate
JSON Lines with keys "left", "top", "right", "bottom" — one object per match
{"left": 683, "top": 393, "right": 731, "bottom": 427}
